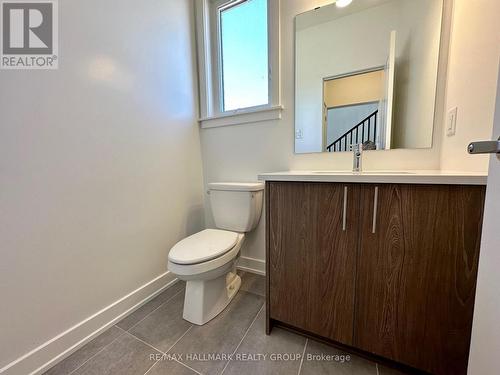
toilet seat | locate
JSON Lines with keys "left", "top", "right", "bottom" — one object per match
{"left": 168, "top": 231, "right": 245, "bottom": 278}
{"left": 168, "top": 229, "right": 239, "bottom": 265}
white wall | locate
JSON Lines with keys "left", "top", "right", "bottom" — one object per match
{"left": 440, "top": 0, "right": 500, "bottom": 172}
{"left": 200, "top": 0, "right": 498, "bottom": 267}
{"left": 0, "top": 0, "right": 204, "bottom": 372}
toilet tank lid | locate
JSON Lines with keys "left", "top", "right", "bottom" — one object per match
{"left": 208, "top": 182, "right": 264, "bottom": 192}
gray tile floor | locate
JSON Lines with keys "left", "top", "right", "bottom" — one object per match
{"left": 44, "top": 271, "right": 409, "bottom": 375}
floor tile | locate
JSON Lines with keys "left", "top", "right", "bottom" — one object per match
{"left": 223, "top": 307, "right": 306, "bottom": 375}
{"left": 300, "top": 339, "right": 376, "bottom": 375}
{"left": 377, "top": 364, "right": 412, "bottom": 375}
{"left": 146, "top": 359, "right": 198, "bottom": 375}
{"left": 73, "top": 332, "right": 159, "bottom": 375}
{"left": 170, "top": 290, "right": 264, "bottom": 375}
{"left": 128, "top": 291, "right": 192, "bottom": 353}
{"left": 116, "top": 281, "right": 185, "bottom": 331}
{"left": 238, "top": 271, "right": 265, "bottom": 297}
{"left": 43, "top": 326, "right": 123, "bottom": 375}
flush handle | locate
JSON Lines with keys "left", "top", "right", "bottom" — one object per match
{"left": 467, "top": 138, "right": 500, "bottom": 154}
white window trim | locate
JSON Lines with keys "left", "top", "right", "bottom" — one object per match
{"left": 195, "top": 0, "right": 281, "bottom": 128}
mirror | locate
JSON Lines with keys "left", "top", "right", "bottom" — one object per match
{"left": 295, "top": 0, "right": 444, "bottom": 154}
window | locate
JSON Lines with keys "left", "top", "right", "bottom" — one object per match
{"left": 195, "top": 0, "right": 281, "bottom": 128}
{"left": 219, "top": 0, "right": 268, "bottom": 111}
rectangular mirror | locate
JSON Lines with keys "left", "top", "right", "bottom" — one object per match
{"left": 295, "top": 0, "right": 444, "bottom": 154}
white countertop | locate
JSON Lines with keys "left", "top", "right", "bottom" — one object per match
{"left": 258, "top": 170, "right": 487, "bottom": 185}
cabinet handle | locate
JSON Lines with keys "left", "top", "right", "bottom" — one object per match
{"left": 372, "top": 186, "right": 379, "bottom": 234}
{"left": 342, "top": 186, "right": 348, "bottom": 231}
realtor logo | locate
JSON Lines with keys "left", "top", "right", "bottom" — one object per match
{"left": 1, "top": 0, "right": 58, "bottom": 69}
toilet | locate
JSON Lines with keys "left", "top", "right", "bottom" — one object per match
{"left": 167, "top": 182, "right": 264, "bottom": 325}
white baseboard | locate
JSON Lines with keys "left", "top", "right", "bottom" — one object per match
{"left": 237, "top": 256, "right": 265, "bottom": 276}
{"left": 0, "top": 272, "right": 177, "bottom": 375}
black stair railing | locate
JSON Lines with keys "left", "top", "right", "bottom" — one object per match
{"left": 327, "top": 110, "right": 378, "bottom": 152}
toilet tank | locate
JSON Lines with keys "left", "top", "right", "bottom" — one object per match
{"left": 208, "top": 182, "right": 265, "bottom": 233}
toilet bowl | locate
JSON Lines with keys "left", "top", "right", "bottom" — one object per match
{"left": 168, "top": 229, "right": 245, "bottom": 325}
{"left": 167, "top": 182, "right": 264, "bottom": 325}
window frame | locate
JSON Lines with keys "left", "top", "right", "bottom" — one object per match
{"left": 195, "top": 0, "right": 281, "bottom": 128}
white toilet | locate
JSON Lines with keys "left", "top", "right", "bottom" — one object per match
{"left": 167, "top": 182, "right": 264, "bottom": 325}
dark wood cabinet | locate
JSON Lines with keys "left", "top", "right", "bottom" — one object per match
{"left": 266, "top": 182, "right": 486, "bottom": 375}
{"left": 268, "top": 182, "right": 359, "bottom": 345}
{"left": 355, "top": 184, "right": 485, "bottom": 374}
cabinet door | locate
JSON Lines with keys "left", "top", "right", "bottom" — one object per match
{"left": 355, "top": 184, "right": 485, "bottom": 375}
{"left": 268, "top": 182, "right": 360, "bottom": 345}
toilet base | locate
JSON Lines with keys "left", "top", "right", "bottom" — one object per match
{"left": 182, "top": 270, "right": 241, "bottom": 325}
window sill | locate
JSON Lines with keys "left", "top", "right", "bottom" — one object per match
{"left": 199, "top": 105, "right": 283, "bottom": 129}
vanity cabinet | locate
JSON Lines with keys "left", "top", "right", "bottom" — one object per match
{"left": 266, "top": 182, "right": 486, "bottom": 375}
{"left": 268, "top": 182, "right": 360, "bottom": 345}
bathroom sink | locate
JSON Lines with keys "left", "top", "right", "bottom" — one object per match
{"left": 360, "top": 171, "right": 415, "bottom": 175}
{"left": 311, "top": 171, "right": 415, "bottom": 175}
{"left": 311, "top": 171, "right": 353, "bottom": 174}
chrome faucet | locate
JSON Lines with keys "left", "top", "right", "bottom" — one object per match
{"left": 351, "top": 143, "right": 363, "bottom": 172}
